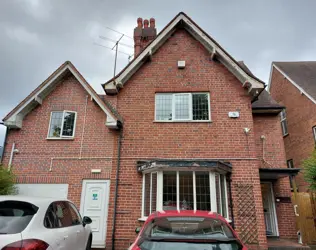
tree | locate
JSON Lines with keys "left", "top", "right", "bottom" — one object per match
{"left": 0, "top": 165, "right": 17, "bottom": 195}
{"left": 303, "top": 149, "right": 316, "bottom": 191}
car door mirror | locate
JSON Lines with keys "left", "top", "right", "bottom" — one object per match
{"left": 82, "top": 216, "right": 92, "bottom": 227}
{"left": 135, "top": 227, "right": 141, "bottom": 234}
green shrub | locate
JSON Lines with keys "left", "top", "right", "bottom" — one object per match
{"left": 303, "top": 149, "right": 316, "bottom": 191}
{"left": 0, "top": 165, "right": 17, "bottom": 195}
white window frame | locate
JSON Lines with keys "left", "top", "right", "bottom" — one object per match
{"left": 141, "top": 172, "right": 158, "bottom": 218}
{"left": 47, "top": 110, "right": 77, "bottom": 139}
{"left": 141, "top": 170, "right": 229, "bottom": 221}
{"left": 280, "top": 109, "right": 288, "bottom": 136}
{"left": 155, "top": 92, "right": 211, "bottom": 122}
{"left": 313, "top": 126, "right": 316, "bottom": 143}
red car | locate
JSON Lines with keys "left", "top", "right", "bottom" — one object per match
{"left": 129, "top": 210, "right": 247, "bottom": 250}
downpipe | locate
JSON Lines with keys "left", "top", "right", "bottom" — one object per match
{"left": 112, "top": 127, "right": 123, "bottom": 250}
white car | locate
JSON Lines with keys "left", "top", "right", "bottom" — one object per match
{"left": 0, "top": 196, "right": 93, "bottom": 250}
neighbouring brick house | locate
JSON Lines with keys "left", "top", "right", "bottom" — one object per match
{"left": 269, "top": 62, "right": 316, "bottom": 192}
{"left": 1, "top": 13, "right": 300, "bottom": 250}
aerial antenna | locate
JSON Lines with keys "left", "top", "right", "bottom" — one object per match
{"left": 99, "top": 36, "right": 134, "bottom": 49}
{"left": 105, "top": 26, "right": 133, "bottom": 40}
{"left": 94, "top": 27, "right": 134, "bottom": 76}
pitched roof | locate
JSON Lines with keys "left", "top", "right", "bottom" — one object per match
{"left": 252, "top": 89, "right": 284, "bottom": 111}
{"left": 237, "top": 62, "right": 284, "bottom": 113}
{"left": 103, "top": 12, "right": 265, "bottom": 99}
{"left": 272, "top": 61, "right": 316, "bottom": 102}
{"left": 3, "top": 61, "right": 121, "bottom": 129}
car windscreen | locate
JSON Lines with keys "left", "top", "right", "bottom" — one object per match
{"left": 0, "top": 200, "right": 39, "bottom": 234}
{"left": 138, "top": 216, "right": 242, "bottom": 250}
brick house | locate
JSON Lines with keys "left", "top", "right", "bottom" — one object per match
{"left": 1, "top": 13, "right": 299, "bottom": 249}
{"left": 269, "top": 62, "right": 316, "bottom": 192}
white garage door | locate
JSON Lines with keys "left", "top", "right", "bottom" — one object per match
{"left": 16, "top": 184, "right": 68, "bottom": 199}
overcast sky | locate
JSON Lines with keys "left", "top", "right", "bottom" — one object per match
{"left": 1, "top": 0, "right": 316, "bottom": 148}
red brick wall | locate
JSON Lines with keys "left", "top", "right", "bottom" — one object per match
{"left": 106, "top": 29, "right": 268, "bottom": 249}
{"left": 253, "top": 114, "right": 297, "bottom": 238}
{"left": 2, "top": 74, "right": 115, "bottom": 207}
{"left": 1, "top": 29, "right": 298, "bottom": 250}
{"left": 269, "top": 68, "right": 316, "bottom": 192}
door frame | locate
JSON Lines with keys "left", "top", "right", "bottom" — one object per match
{"left": 261, "top": 181, "right": 279, "bottom": 237}
{"left": 80, "top": 179, "right": 110, "bottom": 248}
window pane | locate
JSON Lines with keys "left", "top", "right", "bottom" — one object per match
{"left": 62, "top": 112, "right": 76, "bottom": 136}
{"left": 174, "top": 94, "right": 190, "bottom": 120}
{"left": 196, "top": 172, "right": 211, "bottom": 210}
{"left": 144, "top": 173, "right": 151, "bottom": 216}
{"left": 193, "top": 94, "right": 209, "bottom": 120}
{"left": 179, "top": 172, "right": 193, "bottom": 210}
{"left": 151, "top": 173, "right": 157, "bottom": 214}
{"left": 67, "top": 202, "right": 82, "bottom": 225}
{"left": 44, "top": 204, "right": 58, "bottom": 229}
{"left": 0, "top": 201, "right": 38, "bottom": 233}
{"left": 48, "top": 112, "right": 63, "bottom": 137}
{"left": 54, "top": 201, "right": 73, "bottom": 227}
{"left": 215, "top": 174, "right": 222, "bottom": 214}
{"left": 155, "top": 94, "right": 172, "bottom": 121}
{"left": 281, "top": 120, "right": 288, "bottom": 135}
{"left": 220, "top": 175, "right": 228, "bottom": 218}
{"left": 289, "top": 176, "right": 294, "bottom": 189}
{"left": 163, "top": 172, "right": 177, "bottom": 210}
{"left": 287, "top": 160, "right": 294, "bottom": 169}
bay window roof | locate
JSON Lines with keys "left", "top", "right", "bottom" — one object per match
{"left": 137, "top": 160, "right": 232, "bottom": 173}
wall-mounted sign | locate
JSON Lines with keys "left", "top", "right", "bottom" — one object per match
{"left": 228, "top": 111, "right": 240, "bottom": 118}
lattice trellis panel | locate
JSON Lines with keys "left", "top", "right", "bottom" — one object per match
{"left": 234, "top": 184, "right": 258, "bottom": 244}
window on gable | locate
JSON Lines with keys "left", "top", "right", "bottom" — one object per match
{"left": 48, "top": 111, "right": 77, "bottom": 138}
{"left": 280, "top": 109, "right": 288, "bottom": 136}
{"left": 155, "top": 93, "right": 210, "bottom": 121}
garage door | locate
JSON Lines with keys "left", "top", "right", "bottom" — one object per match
{"left": 16, "top": 184, "right": 68, "bottom": 199}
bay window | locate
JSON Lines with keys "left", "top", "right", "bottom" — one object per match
{"left": 141, "top": 170, "right": 229, "bottom": 220}
{"left": 155, "top": 93, "right": 210, "bottom": 121}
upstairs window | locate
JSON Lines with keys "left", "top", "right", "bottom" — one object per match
{"left": 155, "top": 93, "right": 210, "bottom": 122}
{"left": 280, "top": 109, "right": 288, "bottom": 136}
{"left": 48, "top": 111, "right": 77, "bottom": 138}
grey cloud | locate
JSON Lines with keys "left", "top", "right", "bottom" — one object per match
{"left": 0, "top": 0, "right": 316, "bottom": 145}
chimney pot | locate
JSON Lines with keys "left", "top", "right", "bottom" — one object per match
{"left": 150, "top": 18, "right": 155, "bottom": 28}
{"left": 137, "top": 17, "right": 143, "bottom": 28}
{"left": 144, "top": 19, "right": 149, "bottom": 28}
{"left": 133, "top": 17, "right": 157, "bottom": 57}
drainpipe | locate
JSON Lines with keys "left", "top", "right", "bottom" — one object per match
{"left": 112, "top": 124, "right": 123, "bottom": 250}
{"left": 227, "top": 174, "right": 235, "bottom": 229}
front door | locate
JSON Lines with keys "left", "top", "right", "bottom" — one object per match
{"left": 80, "top": 180, "right": 110, "bottom": 248}
{"left": 261, "top": 183, "right": 279, "bottom": 236}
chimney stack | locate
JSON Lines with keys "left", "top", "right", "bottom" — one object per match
{"left": 134, "top": 17, "right": 157, "bottom": 57}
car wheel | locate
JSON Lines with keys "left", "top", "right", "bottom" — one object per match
{"left": 86, "top": 235, "right": 92, "bottom": 250}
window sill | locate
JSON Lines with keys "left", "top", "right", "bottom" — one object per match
{"left": 46, "top": 137, "right": 75, "bottom": 140}
{"left": 138, "top": 217, "right": 148, "bottom": 222}
{"left": 154, "top": 120, "right": 212, "bottom": 123}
